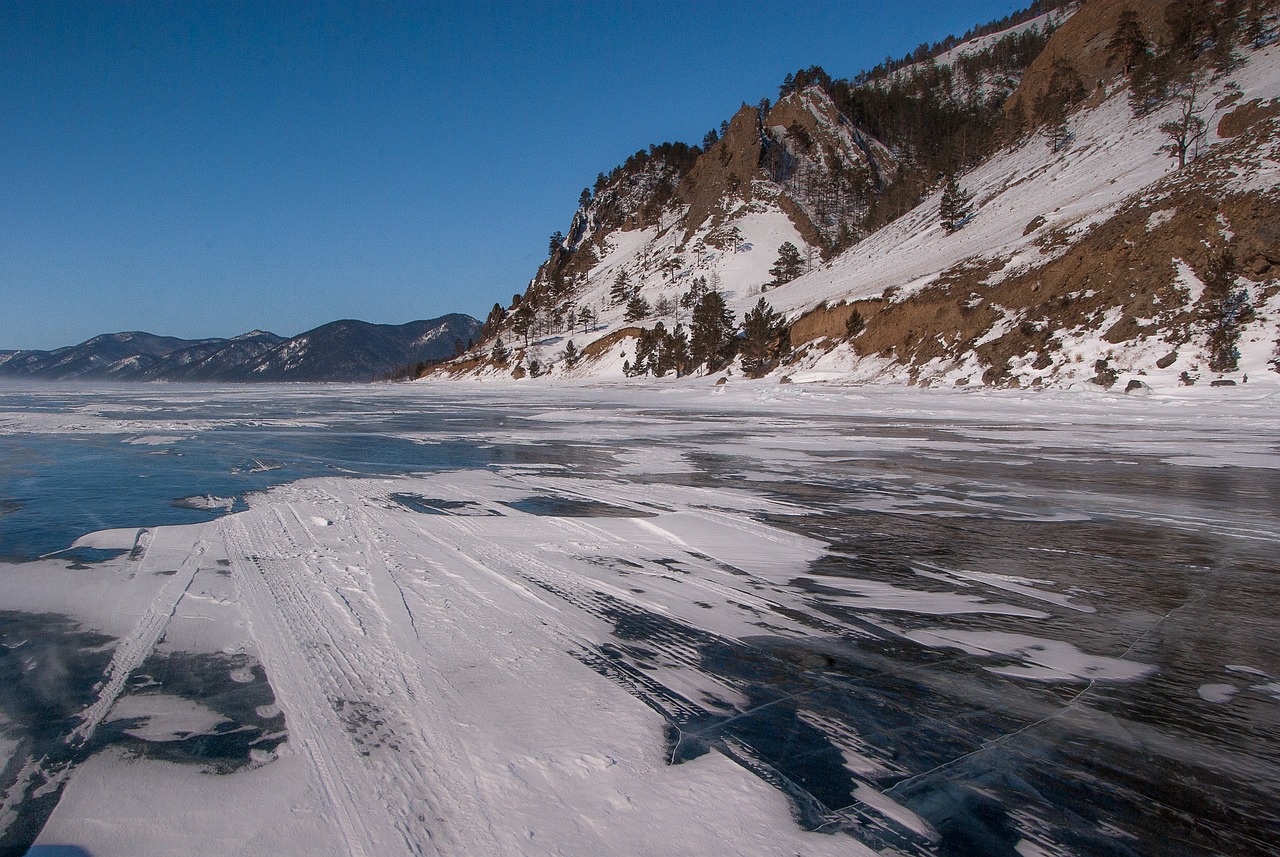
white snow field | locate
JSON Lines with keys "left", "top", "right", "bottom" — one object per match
{"left": 1, "top": 381, "right": 1278, "bottom": 856}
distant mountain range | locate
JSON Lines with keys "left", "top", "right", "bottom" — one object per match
{"left": 0, "top": 315, "right": 481, "bottom": 382}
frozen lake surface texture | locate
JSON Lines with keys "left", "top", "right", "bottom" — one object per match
{"left": 0, "top": 382, "right": 1277, "bottom": 857}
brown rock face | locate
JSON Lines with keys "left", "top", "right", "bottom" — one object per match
{"left": 677, "top": 105, "right": 762, "bottom": 235}
{"left": 1218, "top": 99, "right": 1280, "bottom": 138}
{"left": 759, "top": 89, "right": 896, "bottom": 250}
{"left": 789, "top": 299, "right": 885, "bottom": 345}
{"left": 1007, "top": 0, "right": 1176, "bottom": 121}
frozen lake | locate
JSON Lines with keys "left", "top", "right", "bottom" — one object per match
{"left": 1, "top": 381, "right": 1278, "bottom": 856}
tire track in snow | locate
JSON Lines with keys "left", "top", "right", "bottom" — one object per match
{"left": 224, "top": 494, "right": 509, "bottom": 856}
{"left": 223, "top": 510, "right": 398, "bottom": 857}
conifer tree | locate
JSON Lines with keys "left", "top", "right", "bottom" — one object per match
{"left": 1129, "top": 50, "right": 1169, "bottom": 115}
{"left": 740, "top": 298, "right": 788, "bottom": 378}
{"left": 625, "top": 294, "right": 651, "bottom": 322}
{"left": 689, "top": 291, "right": 736, "bottom": 373}
{"left": 669, "top": 324, "right": 692, "bottom": 377}
{"left": 1035, "top": 58, "right": 1085, "bottom": 152}
{"left": 939, "top": 175, "right": 974, "bottom": 233}
{"left": 1107, "top": 7, "right": 1151, "bottom": 75}
{"left": 1202, "top": 249, "right": 1253, "bottom": 371}
{"left": 511, "top": 302, "right": 536, "bottom": 346}
{"left": 768, "top": 242, "right": 805, "bottom": 287}
{"left": 563, "top": 339, "right": 579, "bottom": 367}
{"left": 1160, "top": 71, "right": 1207, "bottom": 169}
{"left": 1246, "top": 0, "right": 1278, "bottom": 49}
{"left": 845, "top": 308, "right": 866, "bottom": 337}
{"left": 681, "top": 276, "right": 709, "bottom": 312}
{"left": 490, "top": 337, "right": 509, "bottom": 365}
{"left": 633, "top": 329, "right": 656, "bottom": 376}
{"left": 610, "top": 271, "right": 632, "bottom": 306}
{"left": 1210, "top": 0, "right": 1244, "bottom": 73}
{"left": 652, "top": 325, "right": 679, "bottom": 377}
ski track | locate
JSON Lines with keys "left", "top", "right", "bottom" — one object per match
{"left": 1, "top": 527, "right": 207, "bottom": 830}
{"left": 68, "top": 528, "right": 207, "bottom": 747}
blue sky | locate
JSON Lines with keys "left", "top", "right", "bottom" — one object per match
{"left": 1, "top": 1, "right": 1026, "bottom": 350}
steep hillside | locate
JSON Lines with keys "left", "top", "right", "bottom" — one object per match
{"left": 431, "top": 0, "right": 1280, "bottom": 391}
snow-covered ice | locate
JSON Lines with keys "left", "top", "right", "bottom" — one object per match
{"left": 0, "top": 381, "right": 1277, "bottom": 856}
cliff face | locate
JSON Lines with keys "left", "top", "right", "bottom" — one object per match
{"left": 563, "top": 85, "right": 896, "bottom": 264}
{"left": 1008, "top": 0, "right": 1175, "bottom": 119}
{"left": 677, "top": 105, "right": 764, "bottom": 237}
{"left": 756, "top": 88, "right": 898, "bottom": 250}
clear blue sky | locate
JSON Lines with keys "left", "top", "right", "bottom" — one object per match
{"left": 1, "top": 1, "right": 1026, "bottom": 350}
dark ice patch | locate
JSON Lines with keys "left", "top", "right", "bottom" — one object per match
{"left": 502, "top": 495, "right": 655, "bottom": 518}
{"left": 387, "top": 493, "right": 496, "bottom": 516}
{"left": 116, "top": 650, "right": 285, "bottom": 772}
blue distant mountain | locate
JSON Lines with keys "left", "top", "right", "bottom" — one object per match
{"left": 0, "top": 315, "right": 480, "bottom": 382}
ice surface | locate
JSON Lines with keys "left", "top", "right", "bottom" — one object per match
{"left": 0, "top": 382, "right": 1277, "bottom": 856}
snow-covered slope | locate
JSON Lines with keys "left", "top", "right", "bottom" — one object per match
{"left": 434, "top": 4, "right": 1280, "bottom": 392}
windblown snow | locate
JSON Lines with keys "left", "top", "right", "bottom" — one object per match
{"left": 1, "top": 382, "right": 1277, "bottom": 856}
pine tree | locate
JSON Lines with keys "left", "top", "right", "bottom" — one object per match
{"left": 1246, "top": 0, "right": 1278, "bottom": 49}
{"left": 1107, "top": 7, "right": 1150, "bottom": 75}
{"left": 669, "top": 324, "right": 692, "bottom": 377}
{"left": 689, "top": 291, "right": 736, "bottom": 373}
{"left": 1210, "top": 0, "right": 1245, "bottom": 73}
{"left": 681, "top": 276, "right": 709, "bottom": 312}
{"left": 845, "top": 308, "right": 865, "bottom": 337}
{"left": 939, "top": 175, "right": 974, "bottom": 233}
{"left": 625, "top": 294, "right": 651, "bottom": 322}
{"left": 652, "top": 325, "right": 678, "bottom": 377}
{"left": 548, "top": 231, "right": 564, "bottom": 256}
{"left": 768, "top": 242, "right": 805, "bottom": 287}
{"left": 610, "top": 271, "right": 632, "bottom": 306}
{"left": 1203, "top": 249, "right": 1253, "bottom": 371}
{"left": 563, "top": 339, "right": 579, "bottom": 367}
{"left": 1129, "top": 50, "right": 1174, "bottom": 115}
{"left": 511, "top": 302, "right": 536, "bottom": 346}
{"left": 1035, "top": 58, "right": 1085, "bottom": 152}
{"left": 490, "top": 337, "right": 509, "bottom": 365}
{"left": 740, "top": 298, "right": 787, "bottom": 378}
